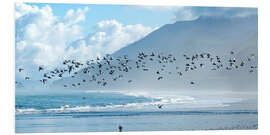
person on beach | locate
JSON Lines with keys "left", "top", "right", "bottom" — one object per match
{"left": 118, "top": 125, "right": 123, "bottom": 132}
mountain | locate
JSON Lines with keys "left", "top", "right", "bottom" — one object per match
{"left": 52, "top": 15, "right": 258, "bottom": 93}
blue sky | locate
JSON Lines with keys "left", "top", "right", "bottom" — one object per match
{"left": 26, "top": 3, "right": 175, "bottom": 35}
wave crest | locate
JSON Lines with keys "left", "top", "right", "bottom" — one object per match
{"left": 15, "top": 95, "right": 195, "bottom": 115}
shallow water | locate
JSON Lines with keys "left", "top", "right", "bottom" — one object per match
{"left": 16, "top": 110, "right": 258, "bottom": 133}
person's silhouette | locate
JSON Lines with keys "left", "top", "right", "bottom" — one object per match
{"left": 118, "top": 125, "right": 123, "bottom": 132}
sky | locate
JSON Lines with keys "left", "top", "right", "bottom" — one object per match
{"left": 24, "top": 3, "right": 176, "bottom": 35}
{"left": 14, "top": 3, "right": 257, "bottom": 83}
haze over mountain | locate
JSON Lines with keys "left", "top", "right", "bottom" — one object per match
{"left": 51, "top": 15, "right": 258, "bottom": 93}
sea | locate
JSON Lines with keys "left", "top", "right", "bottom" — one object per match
{"left": 15, "top": 91, "right": 258, "bottom": 133}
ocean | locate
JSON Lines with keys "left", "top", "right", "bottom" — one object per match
{"left": 15, "top": 91, "right": 258, "bottom": 133}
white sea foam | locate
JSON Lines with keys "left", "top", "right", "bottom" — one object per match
{"left": 15, "top": 94, "right": 196, "bottom": 115}
{"left": 16, "top": 108, "right": 42, "bottom": 114}
{"left": 16, "top": 91, "right": 243, "bottom": 115}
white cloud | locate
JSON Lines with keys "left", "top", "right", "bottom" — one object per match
{"left": 15, "top": 3, "right": 155, "bottom": 72}
{"left": 64, "top": 7, "right": 89, "bottom": 25}
{"left": 172, "top": 7, "right": 198, "bottom": 22}
{"left": 15, "top": 3, "right": 87, "bottom": 69}
{"left": 66, "top": 20, "right": 155, "bottom": 61}
{"left": 15, "top": 3, "right": 39, "bottom": 19}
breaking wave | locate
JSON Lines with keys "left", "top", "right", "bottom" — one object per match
{"left": 16, "top": 92, "right": 196, "bottom": 115}
{"left": 15, "top": 91, "right": 243, "bottom": 115}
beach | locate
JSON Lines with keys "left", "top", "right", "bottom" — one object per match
{"left": 15, "top": 91, "right": 258, "bottom": 133}
{"left": 16, "top": 110, "right": 257, "bottom": 133}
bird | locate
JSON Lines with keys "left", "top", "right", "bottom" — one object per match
{"left": 102, "top": 82, "right": 107, "bottom": 86}
{"left": 240, "top": 62, "right": 245, "bottom": 66}
{"left": 38, "top": 66, "right": 44, "bottom": 71}
{"left": 18, "top": 68, "right": 24, "bottom": 72}
{"left": 16, "top": 50, "right": 257, "bottom": 89}
{"left": 157, "top": 76, "right": 163, "bottom": 80}
{"left": 40, "top": 79, "right": 47, "bottom": 84}
{"left": 157, "top": 104, "right": 163, "bottom": 109}
{"left": 68, "top": 65, "right": 73, "bottom": 74}
{"left": 199, "top": 63, "right": 204, "bottom": 68}
{"left": 143, "top": 69, "right": 149, "bottom": 71}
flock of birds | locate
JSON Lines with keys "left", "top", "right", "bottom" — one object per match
{"left": 16, "top": 51, "right": 257, "bottom": 89}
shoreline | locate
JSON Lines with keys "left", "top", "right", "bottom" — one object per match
{"left": 16, "top": 109, "right": 258, "bottom": 133}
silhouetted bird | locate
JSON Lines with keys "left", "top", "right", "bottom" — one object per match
{"left": 157, "top": 76, "right": 163, "bottom": 80}
{"left": 38, "top": 66, "right": 44, "bottom": 71}
{"left": 157, "top": 104, "right": 163, "bottom": 109}
{"left": 18, "top": 68, "right": 24, "bottom": 72}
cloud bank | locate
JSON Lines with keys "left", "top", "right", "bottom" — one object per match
{"left": 67, "top": 20, "right": 155, "bottom": 61}
{"left": 15, "top": 3, "right": 155, "bottom": 71}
